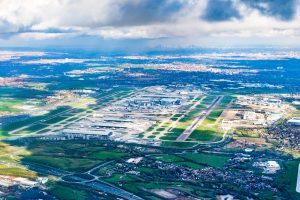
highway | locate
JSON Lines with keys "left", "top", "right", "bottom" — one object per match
{"left": 176, "top": 95, "right": 223, "bottom": 141}
{"left": 24, "top": 160, "right": 144, "bottom": 200}
{"left": 86, "top": 180, "right": 143, "bottom": 200}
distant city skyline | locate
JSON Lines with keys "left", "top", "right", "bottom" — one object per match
{"left": 1, "top": 0, "right": 300, "bottom": 49}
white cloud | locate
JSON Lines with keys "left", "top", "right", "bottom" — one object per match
{"left": 0, "top": 0, "right": 300, "bottom": 46}
{"left": 18, "top": 32, "right": 66, "bottom": 40}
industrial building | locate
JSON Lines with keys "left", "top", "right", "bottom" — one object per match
{"left": 60, "top": 129, "right": 112, "bottom": 140}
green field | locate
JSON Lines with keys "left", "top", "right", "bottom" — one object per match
{"left": 0, "top": 87, "right": 52, "bottom": 104}
{"left": 151, "top": 154, "right": 206, "bottom": 169}
{"left": 152, "top": 155, "right": 184, "bottom": 162}
{"left": 19, "top": 141, "right": 129, "bottom": 172}
{"left": 180, "top": 153, "right": 230, "bottom": 168}
{"left": 188, "top": 95, "right": 233, "bottom": 142}
{"left": 277, "top": 160, "right": 300, "bottom": 199}
{"left": 44, "top": 116, "right": 68, "bottom": 124}
{"left": 159, "top": 125, "right": 186, "bottom": 140}
{"left": 0, "top": 165, "right": 37, "bottom": 178}
{"left": 201, "top": 95, "right": 216, "bottom": 105}
{"left": 101, "top": 151, "right": 231, "bottom": 199}
{"left": 202, "top": 109, "right": 224, "bottom": 125}
{"left": 179, "top": 108, "right": 202, "bottom": 123}
{"left": 0, "top": 97, "right": 42, "bottom": 113}
{"left": 50, "top": 184, "right": 88, "bottom": 200}
{"left": 151, "top": 153, "right": 230, "bottom": 168}
{"left": 0, "top": 142, "right": 37, "bottom": 178}
{"left": 89, "top": 151, "right": 127, "bottom": 160}
{"left": 160, "top": 141, "right": 197, "bottom": 148}
{"left": 0, "top": 98, "right": 25, "bottom": 112}
{"left": 105, "top": 173, "right": 137, "bottom": 183}
{"left": 158, "top": 96, "right": 218, "bottom": 142}
{"left": 1, "top": 106, "right": 70, "bottom": 133}
{"left": 36, "top": 129, "right": 51, "bottom": 134}
{"left": 103, "top": 167, "right": 208, "bottom": 198}
{"left": 235, "top": 129, "right": 260, "bottom": 138}
{"left": 26, "top": 123, "right": 49, "bottom": 131}
{"left": 23, "top": 155, "right": 99, "bottom": 172}
{"left": 0, "top": 89, "right": 131, "bottom": 138}
{"left": 189, "top": 126, "right": 222, "bottom": 142}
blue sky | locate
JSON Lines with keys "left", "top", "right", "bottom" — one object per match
{"left": 0, "top": 0, "right": 300, "bottom": 49}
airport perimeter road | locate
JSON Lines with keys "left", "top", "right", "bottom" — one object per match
{"left": 176, "top": 95, "right": 223, "bottom": 141}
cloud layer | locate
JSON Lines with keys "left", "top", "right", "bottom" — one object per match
{"left": 0, "top": 0, "right": 300, "bottom": 46}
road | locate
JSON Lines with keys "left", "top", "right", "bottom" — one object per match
{"left": 176, "top": 95, "right": 223, "bottom": 141}
{"left": 86, "top": 180, "right": 143, "bottom": 200}
{"left": 85, "top": 160, "right": 114, "bottom": 175}
{"left": 24, "top": 160, "right": 144, "bottom": 200}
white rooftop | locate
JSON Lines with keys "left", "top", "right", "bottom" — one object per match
{"left": 61, "top": 129, "right": 112, "bottom": 135}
